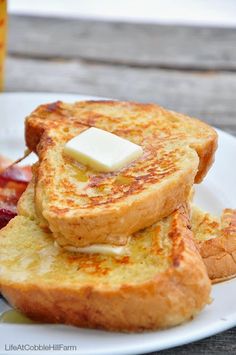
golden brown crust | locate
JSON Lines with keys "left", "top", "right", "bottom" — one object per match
{"left": 0, "top": 206, "right": 211, "bottom": 332}
{"left": 193, "top": 208, "right": 236, "bottom": 283}
{"left": 166, "top": 110, "right": 218, "bottom": 183}
{"left": 192, "top": 136, "right": 218, "bottom": 183}
{"left": 1, "top": 265, "right": 210, "bottom": 332}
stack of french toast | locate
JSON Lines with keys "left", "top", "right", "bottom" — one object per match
{"left": 0, "top": 100, "right": 235, "bottom": 332}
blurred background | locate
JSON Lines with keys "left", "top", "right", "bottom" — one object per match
{"left": 4, "top": 0, "right": 236, "bottom": 136}
{"left": 8, "top": 0, "right": 236, "bottom": 26}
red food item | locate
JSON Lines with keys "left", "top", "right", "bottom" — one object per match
{"left": 0, "top": 156, "right": 32, "bottom": 229}
{"left": 0, "top": 165, "right": 32, "bottom": 185}
{"left": 0, "top": 208, "right": 17, "bottom": 229}
{"left": 0, "top": 181, "right": 27, "bottom": 229}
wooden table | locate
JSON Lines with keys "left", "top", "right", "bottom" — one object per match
{"left": 5, "top": 15, "right": 236, "bottom": 354}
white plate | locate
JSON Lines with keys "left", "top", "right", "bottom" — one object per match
{"left": 0, "top": 92, "right": 236, "bottom": 355}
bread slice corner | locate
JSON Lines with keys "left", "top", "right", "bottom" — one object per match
{"left": 192, "top": 206, "right": 236, "bottom": 283}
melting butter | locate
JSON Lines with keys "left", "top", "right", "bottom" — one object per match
{"left": 73, "top": 168, "right": 88, "bottom": 182}
{"left": 114, "top": 175, "right": 134, "bottom": 185}
{"left": 0, "top": 310, "right": 36, "bottom": 324}
{"left": 55, "top": 240, "right": 130, "bottom": 256}
{"left": 64, "top": 127, "right": 143, "bottom": 172}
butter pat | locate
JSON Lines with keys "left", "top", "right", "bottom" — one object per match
{"left": 55, "top": 241, "right": 128, "bottom": 256}
{"left": 64, "top": 127, "right": 143, "bottom": 172}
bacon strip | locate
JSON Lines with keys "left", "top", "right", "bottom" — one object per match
{"left": 0, "top": 156, "right": 32, "bottom": 229}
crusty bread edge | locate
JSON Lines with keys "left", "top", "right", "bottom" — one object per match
{"left": 168, "top": 109, "right": 218, "bottom": 183}
{"left": 198, "top": 209, "right": 236, "bottom": 283}
{"left": 190, "top": 132, "right": 218, "bottom": 183}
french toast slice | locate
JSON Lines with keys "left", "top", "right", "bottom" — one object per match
{"left": 24, "top": 101, "right": 217, "bottom": 248}
{"left": 192, "top": 206, "right": 236, "bottom": 283}
{"left": 0, "top": 202, "right": 211, "bottom": 331}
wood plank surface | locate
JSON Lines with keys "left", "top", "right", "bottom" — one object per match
{"left": 5, "top": 56, "right": 236, "bottom": 135}
{"left": 4, "top": 15, "right": 236, "bottom": 354}
{"left": 6, "top": 15, "right": 236, "bottom": 136}
{"left": 8, "top": 15, "right": 236, "bottom": 70}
